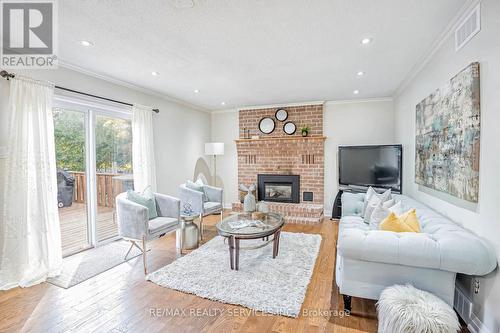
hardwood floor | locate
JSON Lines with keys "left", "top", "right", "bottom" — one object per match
{"left": 0, "top": 212, "right": 466, "bottom": 333}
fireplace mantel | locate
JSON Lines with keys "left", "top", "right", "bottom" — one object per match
{"left": 235, "top": 136, "right": 326, "bottom": 143}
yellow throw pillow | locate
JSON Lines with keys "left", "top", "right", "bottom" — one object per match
{"left": 379, "top": 209, "right": 420, "bottom": 233}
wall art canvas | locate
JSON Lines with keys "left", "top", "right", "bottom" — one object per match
{"left": 415, "top": 62, "right": 480, "bottom": 202}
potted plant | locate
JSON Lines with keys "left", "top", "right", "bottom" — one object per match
{"left": 300, "top": 125, "right": 310, "bottom": 137}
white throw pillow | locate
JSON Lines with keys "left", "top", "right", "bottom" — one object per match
{"left": 369, "top": 203, "right": 390, "bottom": 229}
{"left": 362, "top": 187, "right": 392, "bottom": 217}
{"left": 369, "top": 200, "right": 402, "bottom": 229}
{"left": 364, "top": 198, "right": 394, "bottom": 224}
{"left": 388, "top": 201, "right": 404, "bottom": 215}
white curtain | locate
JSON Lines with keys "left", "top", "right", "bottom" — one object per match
{"left": 0, "top": 76, "right": 62, "bottom": 289}
{"left": 132, "top": 104, "right": 157, "bottom": 192}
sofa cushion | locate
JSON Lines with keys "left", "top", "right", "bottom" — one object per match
{"left": 337, "top": 194, "right": 497, "bottom": 276}
{"left": 341, "top": 192, "right": 365, "bottom": 217}
{"left": 148, "top": 217, "right": 178, "bottom": 234}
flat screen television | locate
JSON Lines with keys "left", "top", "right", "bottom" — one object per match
{"left": 338, "top": 144, "right": 402, "bottom": 193}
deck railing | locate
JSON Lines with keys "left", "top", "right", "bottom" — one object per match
{"left": 70, "top": 172, "right": 129, "bottom": 208}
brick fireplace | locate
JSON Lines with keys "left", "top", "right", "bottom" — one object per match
{"left": 232, "top": 104, "right": 325, "bottom": 224}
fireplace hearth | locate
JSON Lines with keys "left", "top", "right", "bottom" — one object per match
{"left": 258, "top": 174, "right": 300, "bottom": 203}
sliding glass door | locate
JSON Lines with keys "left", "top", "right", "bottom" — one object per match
{"left": 95, "top": 115, "right": 133, "bottom": 242}
{"left": 53, "top": 99, "right": 133, "bottom": 256}
{"left": 54, "top": 107, "right": 91, "bottom": 256}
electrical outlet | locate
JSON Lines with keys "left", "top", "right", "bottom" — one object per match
{"left": 474, "top": 278, "right": 480, "bottom": 294}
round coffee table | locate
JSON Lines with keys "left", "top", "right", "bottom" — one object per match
{"left": 216, "top": 212, "right": 284, "bottom": 270}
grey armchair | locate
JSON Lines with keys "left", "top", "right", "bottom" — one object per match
{"left": 116, "top": 192, "right": 182, "bottom": 274}
{"left": 179, "top": 183, "right": 223, "bottom": 240}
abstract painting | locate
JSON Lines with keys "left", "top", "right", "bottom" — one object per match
{"left": 415, "top": 62, "right": 480, "bottom": 202}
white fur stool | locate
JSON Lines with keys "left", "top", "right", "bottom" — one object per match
{"left": 377, "top": 284, "right": 460, "bottom": 333}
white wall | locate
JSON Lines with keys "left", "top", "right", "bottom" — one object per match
{"left": 0, "top": 66, "right": 211, "bottom": 198}
{"left": 210, "top": 111, "right": 239, "bottom": 207}
{"left": 211, "top": 99, "right": 395, "bottom": 211}
{"left": 324, "top": 100, "right": 395, "bottom": 215}
{"left": 393, "top": 0, "right": 500, "bottom": 330}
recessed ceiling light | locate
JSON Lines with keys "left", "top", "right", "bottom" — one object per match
{"left": 194, "top": 89, "right": 200, "bottom": 93}
{"left": 151, "top": 71, "right": 159, "bottom": 76}
{"left": 361, "top": 38, "right": 372, "bottom": 45}
{"left": 221, "top": 102, "right": 226, "bottom": 106}
{"left": 80, "top": 40, "right": 93, "bottom": 47}
{"left": 356, "top": 71, "right": 365, "bottom": 76}
{"left": 353, "top": 90, "right": 360, "bottom": 94}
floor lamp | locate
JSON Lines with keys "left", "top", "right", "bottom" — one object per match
{"left": 205, "top": 142, "right": 224, "bottom": 186}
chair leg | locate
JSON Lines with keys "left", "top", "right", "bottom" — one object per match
{"left": 199, "top": 214, "right": 204, "bottom": 241}
{"left": 220, "top": 209, "right": 223, "bottom": 221}
{"left": 124, "top": 240, "right": 143, "bottom": 260}
{"left": 142, "top": 237, "right": 148, "bottom": 275}
{"left": 343, "top": 295, "right": 352, "bottom": 312}
{"left": 124, "top": 241, "right": 134, "bottom": 260}
{"left": 176, "top": 227, "right": 183, "bottom": 255}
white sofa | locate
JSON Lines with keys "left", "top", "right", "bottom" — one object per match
{"left": 336, "top": 193, "right": 497, "bottom": 311}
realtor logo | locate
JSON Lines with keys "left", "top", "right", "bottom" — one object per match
{"left": 1, "top": 0, "right": 58, "bottom": 68}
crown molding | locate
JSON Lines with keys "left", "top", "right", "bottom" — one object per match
{"left": 236, "top": 100, "right": 325, "bottom": 111}
{"left": 211, "top": 98, "right": 392, "bottom": 114}
{"left": 393, "top": 0, "right": 480, "bottom": 98}
{"left": 211, "top": 108, "right": 239, "bottom": 115}
{"left": 58, "top": 60, "right": 211, "bottom": 113}
{"left": 325, "top": 97, "right": 393, "bottom": 106}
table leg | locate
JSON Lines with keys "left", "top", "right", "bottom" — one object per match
{"left": 229, "top": 236, "right": 234, "bottom": 270}
{"left": 273, "top": 230, "right": 281, "bottom": 258}
{"left": 276, "top": 230, "right": 281, "bottom": 256}
{"left": 235, "top": 238, "right": 240, "bottom": 271}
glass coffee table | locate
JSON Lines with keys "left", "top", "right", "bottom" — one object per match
{"left": 216, "top": 212, "right": 284, "bottom": 270}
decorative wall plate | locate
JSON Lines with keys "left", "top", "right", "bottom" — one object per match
{"left": 283, "top": 121, "right": 296, "bottom": 135}
{"left": 275, "top": 108, "right": 288, "bottom": 121}
{"left": 259, "top": 117, "right": 275, "bottom": 134}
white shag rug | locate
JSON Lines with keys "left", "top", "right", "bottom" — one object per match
{"left": 377, "top": 284, "right": 460, "bottom": 333}
{"left": 147, "top": 232, "right": 322, "bottom": 317}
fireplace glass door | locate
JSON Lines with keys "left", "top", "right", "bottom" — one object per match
{"left": 264, "top": 183, "right": 293, "bottom": 201}
{"left": 257, "top": 174, "right": 300, "bottom": 203}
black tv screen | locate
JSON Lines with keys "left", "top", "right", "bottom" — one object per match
{"left": 339, "top": 145, "right": 402, "bottom": 193}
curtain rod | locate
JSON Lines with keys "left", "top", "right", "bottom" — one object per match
{"left": 0, "top": 70, "right": 159, "bottom": 113}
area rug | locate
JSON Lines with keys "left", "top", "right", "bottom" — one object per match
{"left": 147, "top": 232, "right": 322, "bottom": 317}
{"left": 48, "top": 240, "right": 142, "bottom": 288}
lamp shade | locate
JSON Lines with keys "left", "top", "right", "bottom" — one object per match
{"left": 205, "top": 142, "right": 224, "bottom": 155}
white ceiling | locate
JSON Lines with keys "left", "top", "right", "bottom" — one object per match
{"left": 59, "top": 0, "right": 468, "bottom": 111}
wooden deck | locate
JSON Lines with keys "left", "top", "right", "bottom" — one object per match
{"left": 58, "top": 203, "right": 117, "bottom": 256}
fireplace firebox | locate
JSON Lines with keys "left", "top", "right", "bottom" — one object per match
{"left": 257, "top": 174, "right": 300, "bottom": 203}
